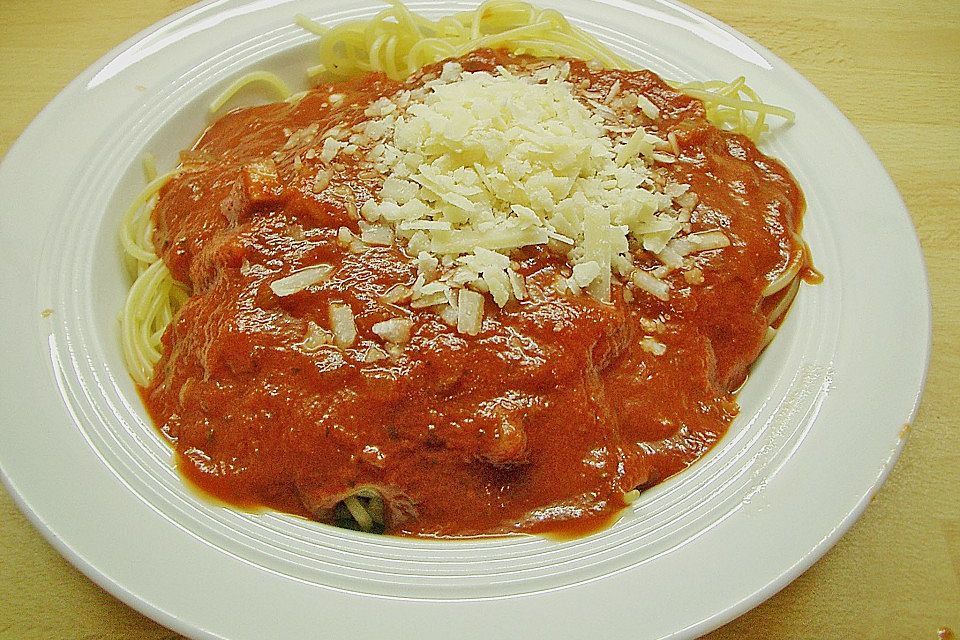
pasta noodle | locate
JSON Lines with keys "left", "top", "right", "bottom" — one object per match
{"left": 207, "top": 71, "right": 293, "bottom": 114}
{"left": 120, "top": 164, "right": 188, "bottom": 386}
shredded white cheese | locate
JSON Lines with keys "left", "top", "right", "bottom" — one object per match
{"left": 456, "top": 288, "right": 485, "bottom": 336}
{"left": 328, "top": 303, "right": 357, "bottom": 348}
{"left": 270, "top": 264, "right": 333, "bottom": 297}
{"left": 631, "top": 269, "right": 671, "bottom": 302}
{"left": 281, "top": 60, "right": 732, "bottom": 345}
{"left": 372, "top": 317, "right": 413, "bottom": 344}
{"left": 363, "top": 345, "right": 389, "bottom": 362}
{"left": 640, "top": 336, "right": 667, "bottom": 356}
{"left": 357, "top": 62, "right": 686, "bottom": 307}
{"left": 299, "top": 321, "right": 334, "bottom": 351}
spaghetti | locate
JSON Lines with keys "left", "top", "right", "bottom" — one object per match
{"left": 119, "top": 163, "right": 188, "bottom": 386}
{"left": 297, "top": 0, "right": 794, "bottom": 139}
{"left": 119, "top": 2, "right": 812, "bottom": 536}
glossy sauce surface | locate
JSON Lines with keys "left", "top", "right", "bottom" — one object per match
{"left": 145, "top": 50, "right": 806, "bottom": 537}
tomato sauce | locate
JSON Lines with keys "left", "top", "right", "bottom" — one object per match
{"left": 144, "top": 50, "right": 807, "bottom": 538}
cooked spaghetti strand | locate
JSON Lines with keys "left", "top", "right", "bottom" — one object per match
{"left": 209, "top": 71, "right": 293, "bottom": 114}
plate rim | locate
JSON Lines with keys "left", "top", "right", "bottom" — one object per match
{"left": 0, "top": 0, "right": 932, "bottom": 638}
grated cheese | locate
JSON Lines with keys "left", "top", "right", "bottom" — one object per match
{"left": 359, "top": 224, "right": 394, "bottom": 246}
{"left": 372, "top": 317, "right": 413, "bottom": 344}
{"left": 631, "top": 269, "right": 671, "bottom": 302}
{"left": 328, "top": 303, "right": 357, "bottom": 348}
{"left": 357, "top": 62, "right": 691, "bottom": 308}
{"left": 285, "top": 61, "right": 732, "bottom": 344}
{"left": 379, "top": 284, "right": 412, "bottom": 304}
{"left": 299, "top": 321, "right": 334, "bottom": 351}
{"left": 363, "top": 345, "right": 389, "bottom": 362}
{"left": 320, "top": 136, "right": 343, "bottom": 162}
{"left": 270, "top": 264, "right": 333, "bottom": 296}
{"left": 456, "top": 289, "right": 485, "bottom": 336}
{"left": 641, "top": 336, "right": 667, "bottom": 356}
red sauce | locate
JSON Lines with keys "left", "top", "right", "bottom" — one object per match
{"left": 144, "top": 50, "right": 807, "bottom": 538}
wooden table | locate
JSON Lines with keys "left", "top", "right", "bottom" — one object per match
{"left": 1, "top": 1, "right": 957, "bottom": 638}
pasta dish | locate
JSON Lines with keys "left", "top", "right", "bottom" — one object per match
{"left": 120, "top": 1, "right": 814, "bottom": 537}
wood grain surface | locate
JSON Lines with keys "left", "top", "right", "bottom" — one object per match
{"left": 1, "top": 1, "right": 957, "bottom": 638}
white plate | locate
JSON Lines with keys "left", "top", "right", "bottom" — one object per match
{"left": 0, "top": 1, "right": 930, "bottom": 638}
